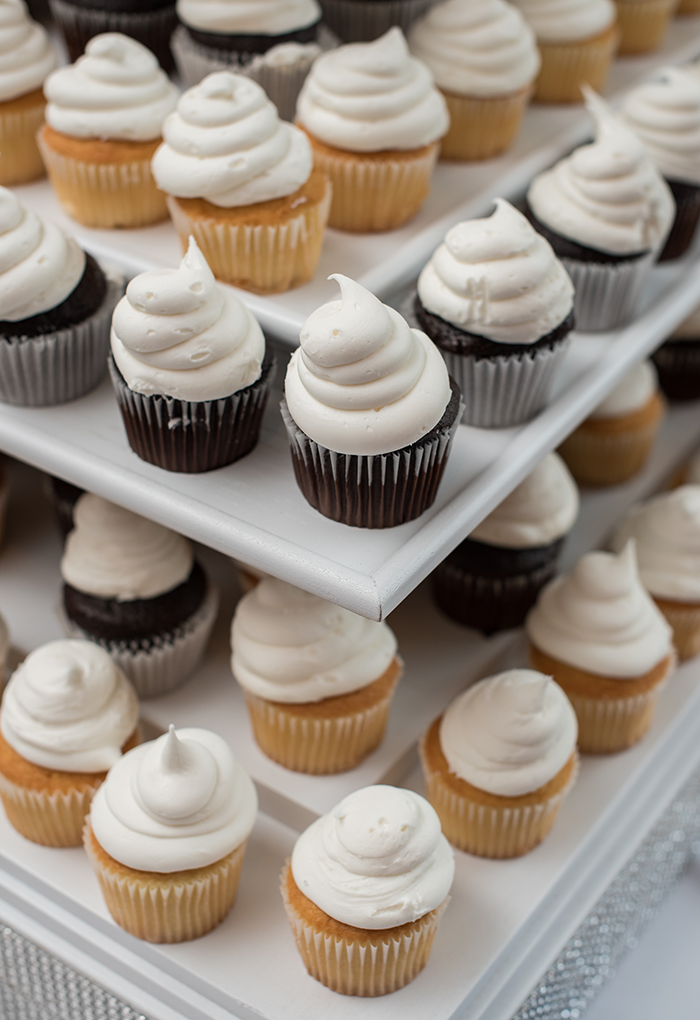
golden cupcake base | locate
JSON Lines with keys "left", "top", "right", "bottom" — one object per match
{"left": 614, "top": 0, "right": 676, "bottom": 53}
{"left": 652, "top": 597, "right": 700, "bottom": 661}
{"left": 533, "top": 23, "right": 619, "bottom": 103}
{"left": 439, "top": 85, "right": 533, "bottom": 161}
{"left": 0, "top": 89, "right": 47, "bottom": 186}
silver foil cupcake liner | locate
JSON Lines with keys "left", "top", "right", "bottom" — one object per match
{"left": 317, "top": 0, "right": 433, "bottom": 41}
{"left": 562, "top": 250, "right": 657, "bottom": 333}
{"left": 0, "top": 274, "right": 123, "bottom": 408}
{"left": 47, "top": 0, "right": 177, "bottom": 69}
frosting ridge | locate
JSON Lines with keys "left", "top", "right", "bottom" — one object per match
{"left": 510, "top": 0, "right": 615, "bottom": 43}
{"left": 177, "top": 0, "right": 320, "bottom": 33}
{"left": 0, "top": 0, "right": 56, "bottom": 102}
{"left": 622, "top": 67, "right": 700, "bottom": 186}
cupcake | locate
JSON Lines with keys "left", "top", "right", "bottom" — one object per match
{"left": 613, "top": 0, "right": 676, "bottom": 55}
{"left": 0, "top": 0, "right": 57, "bottom": 186}
{"left": 407, "top": 0, "right": 540, "bottom": 162}
{"left": 109, "top": 237, "right": 274, "bottom": 473}
{"left": 527, "top": 542, "right": 676, "bottom": 752}
{"left": 612, "top": 487, "right": 700, "bottom": 660}
{"left": 414, "top": 199, "right": 574, "bottom": 428}
{"left": 433, "top": 453, "right": 579, "bottom": 633}
{"left": 152, "top": 71, "right": 330, "bottom": 294}
{"left": 47, "top": 0, "right": 177, "bottom": 71}
{"left": 421, "top": 669, "right": 578, "bottom": 857}
{"left": 0, "top": 639, "right": 140, "bottom": 846}
{"left": 282, "top": 274, "right": 461, "bottom": 528}
{"left": 231, "top": 578, "right": 402, "bottom": 773}
{"left": 558, "top": 360, "right": 665, "bottom": 486}
{"left": 61, "top": 494, "right": 219, "bottom": 697}
{"left": 511, "top": 0, "right": 617, "bottom": 103}
{"left": 295, "top": 28, "right": 449, "bottom": 232}
{"left": 38, "top": 34, "right": 179, "bottom": 229}
{"left": 281, "top": 785, "right": 454, "bottom": 995}
{"left": 0, "top": 187, "right": 122, "bottom": 407}
{"left": 85, "top": 725, "right": 257, "bottom": 942}
{"left": 622, "top": 68, "right": 700, "bottom": 261}
{"left": 653, "top": 303, "right": 700, "bottom": 401}
{"left": 526, "top": 90, "right": 675, "bottom": 332}
{"left": 172, "top": 0, "right": 324, "bottom": 122}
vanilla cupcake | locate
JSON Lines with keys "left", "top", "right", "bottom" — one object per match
{"left": 152, "top": 71, "right": 329, "bottom": 294}
{"left": 415, "top": 199, "right": 574, "bottom": 427}
{"left": 421, "top": 669, "right": 578, "bottom": 857}
{"left": 526, "top": 91, "right": 675, "bottom": 332}
{"left": 408, "top": 0, "right": 540, "bottom": 161}
{"left": 109, "top": 237, "right": 274, "bottom": 473}
{"left": 653, "top": 302, "right": 700, "bottom": 401}
{"left": 527, "top": 543, "right": 675, "bottom": 752}
{"left": 0, "top": 0, "right": 57, "bottom": 186}
{"left": 612, "top": 0, "right": 675, "bottom": 55}
{"left": 0, "top": 640, "right": 140, "bottom": 846}
{"left": 282, "top": 274, "right": 460, "bottom": 528}
{"left": 281, "top": 785, "right": 454, "bottom": 995}
{"left": 612, "top": 487, "right": 700, "bottom": 660}
{"left": 558, "top": 361, "right": 665, "bottom": 486}
{"left": 231, "top": 578, "right": 402, "bottom": 773}
{"left": 295, "top": 28, "right": 449, "bottom": 232}
{"left": 511, "top": 0, "right": 617, "bottom": 103}
{"left": 38, "top": 34, "right": 179, "bottom": 229}
{"left": 85, "top": 726, "right": 257, "bottom": 942}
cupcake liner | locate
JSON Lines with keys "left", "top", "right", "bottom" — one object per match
{"left": 658, "top": 179, "right": 700, "bottom": 262}
{"left": 564, "top": 687, "right": 666, "bottom": 754}
{"left": 533, "top": 24, "right": 619, "bottom": 104}
{"left": 652, "top": 597, "right": 700, "bottom": 661}
{"left": 166, "top": 180, "right": 331, "bottom": 294}
{"left": 0, "top": 93, "right": 46, "bottom": 186}
{"left": 281, "top": 863, "right": 448, "bottom": 996}
{"left": 317, "top": 0, "right": 433, "bottom": 42}
{"left": 47, "top": 0, "right": 177, "bottom": 70}
{"left": 561, "top": 249, "right": 656, "bottom": 332}
{"left": 0, "top": 772, "right": 99, "bottom": 847}
{"left": 280, "top": 380, "right": 461, "bottom": 528}
{"left": 614, "top": 0, "right": 676, "bottom": 54}
{"left": 0, "top": 273, "right": 123, "bottom": 408}
{"left": 64, "top": 585, "right": 220, "bottom": 698}
{"left": 651, "top": 338, "right": 700, "bottom": 401}
{"left": 439, "top": 85, "right": 533, "bottom": 162}
{"left": 109, "top": 354, "right": 276, "bottom": 473}
{"left": 84, "top": 824, "right": 246, "bottom": 943}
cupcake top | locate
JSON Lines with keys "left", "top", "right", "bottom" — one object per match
{"left": 0, "top": 0, "right": 56, "bottom": 102}
{"left": 439, "top": 669, "right": 577, "bottom": 797}
{"left": 291, "top": 785, "right": 454, "bottom": 929}
{"left": 1, "top": 640, "right": 139, "bottom": 773}
{"left": 671, "top": 301, "right": 700, "bottom": 339}
{"left": 470, "top": 452, "right": 579, "bottom": 548}
{"left": 526, "top": 542, "right": 674, "bottom": 677}
{"left": 177, "top": 0, "right": 321, "bottom": 33}
{"left": 509, "top": 0, "right": 615, "bottom": 43}
{"left": 622, "top": 68, "right": 700, "bottom": 187}
{"left": 44, "top": 34, "right": 179, "bottom": 143}
{"left": 231, "top": 578, "right": 398, "bottom": 703}
{"left": 285, "top": 275, "right": 452, "bottom": 456}
{"left": 611, "top": 487, "right": 700, "bottom": 601}
{"left": 296, "top": 27, "right": 449, "bottom": 153}
{"left": 0, "top": 187, "right": 85, "bottom": 324}
{"left": 61, "top": 494, "right": 194, "bottom": 600}
{"left": 408, "top": 0, "right": 540, "bottom": 98}
{"left": 527, "top": 91, "right": 675, "bottom": 256}
{"left": 111, "top": 237, "right": 265, "bottom": 402}
{"left": 417, "top": 199, "right": 574, "bottom": 345}
{"left": 589, "top": 360, "right": 657, "bottom": 420}
{"left": 151, "top": 71, "right": 312, "bottom": 207}
{"left": 89, "top": 726, "right": 258, "bottom": 872}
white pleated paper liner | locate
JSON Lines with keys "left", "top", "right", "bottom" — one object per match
{"left": 562, "top": 250, "right": 657, "bottom": 333}
{"left": 0, "top": 274, "right": 123, "bottom": 408}
{"left": 317, "top": 0, "right": 433, "bottom": 42}
{"left": 47, "top": 0, "right": 177, "bottom": 70}
{"left": 63, "top": 585, "right": 219, "bottom": 699}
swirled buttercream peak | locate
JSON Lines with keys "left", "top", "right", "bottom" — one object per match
{"left": 0, "top": 0, "right": 57, "bottom": 102}
{"left": 622, "top": 67, "right": 700, "bottom": 186}
{"left": 177, "top": 0, "right": 320, "bottom": 33}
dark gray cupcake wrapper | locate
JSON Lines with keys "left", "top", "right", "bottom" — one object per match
{"left": 318, "top": 0, "right": 433, "bottom": 41}
{"left": 48, "top": 0, "right": 177, "bottom": 69}
{"left": 562, "top": 250, "right": 657, "bottom": 333}
{"left": 0, "top": 275, "right": 123, "bottom": 407}
{"left": 652, "top": 337, "right": 700, "bottom": 401}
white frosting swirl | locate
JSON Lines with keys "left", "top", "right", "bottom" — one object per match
{"left": 417, "top": 199, "right": 574, "bottom": 345}
{"left": 231, "top": 578, "right": 398, "bottom": 703}
{"left": 471, "top": 452, "right": 578, "bottom": 548}
{"left": 151, "top": 71, "right": 311, "bottom": 208}
{"left": 526, "top": 542, "right": 674, "bottom": 677}
{"left": 589, "top": 360, "right": 657, "bottom": 420}
{"left": 61, "top": 494, "right": 194, "bottom": 601}
{"left": 285, "top": 275, "right": 452, "bottom": 456}
{"left": 0, "top": 0, "right": 56, "bottom": 102}
{"left": 44, "top": 34, "right": 179, "bottom": 143}
{"left": 0, "top": 187, "right": 85, "bottom": 323}
{"left": 89, "top": 726, "right": 258, "bottom": 872}
{"left": 291, "top": 785, "right": 454, "bottom": 929}
{"left": 612, "top": 487, "right": 700, "bottom": 601}
{"left": 177, "top": 0, "right": 320, "bottom": 34}
{"left": 527, "top": 90, "right": 675, "bottom": 256}
{"left": 510, "top": 0, "right": 615, "bottom": 43}
{"left": 439, "top": 669, "right": 577, "bottom": 797}
{"left": 296, "top": 28, "right": 449, "bottom": 153}
{"left": 111, "top": 238, "right": 265, "bottom": 402}
{"left": 622, "top": 68, "right": 700, "bottom": 187}
{"left": 408, "top": 0, "right": 540, "bottom": 98}
{"left": 1, "top": 640, "right": 139, "bottom": 772}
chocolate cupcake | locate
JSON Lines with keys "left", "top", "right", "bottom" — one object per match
{"left": 652, "top": 302, "right": 700, "bottom": 401}
{"left": 47, "top": 0, "right": 177, "bottom": 71}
